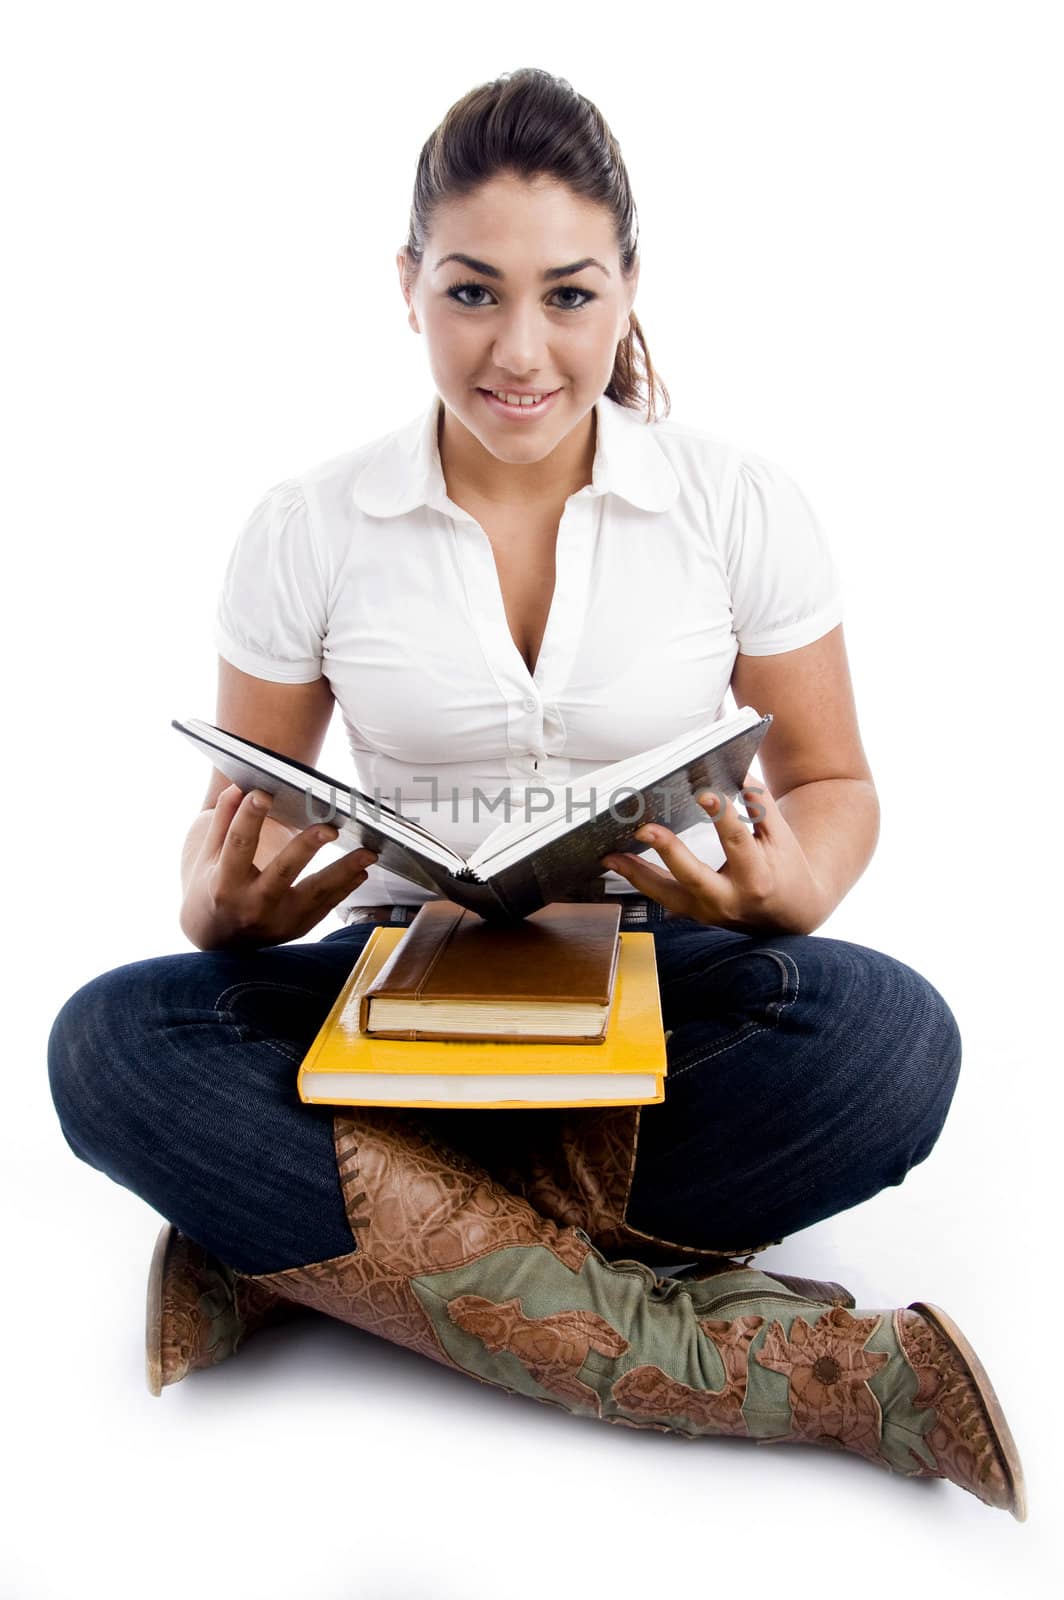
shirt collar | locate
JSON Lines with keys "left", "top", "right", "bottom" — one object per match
{"left": 350, "top": 390, "right": 681, "bottom": 519}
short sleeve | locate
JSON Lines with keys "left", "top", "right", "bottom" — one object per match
{"left": 725, "top": 451, "right": 845, "bottom": 656}
{"left": 213, "top": 479, "right": 326, "bottom": 682}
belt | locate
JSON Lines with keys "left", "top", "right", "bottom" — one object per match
{"left": 343, "top": 896, "right": 680, "bottom": 930}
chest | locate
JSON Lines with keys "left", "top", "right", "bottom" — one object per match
{"left": 467, "top": 508, "right": 562, "bottom": 679}
{"left": 323, "top": 493, "right": 737, "bottom": 769}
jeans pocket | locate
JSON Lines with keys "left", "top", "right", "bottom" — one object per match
{"left": 212, "top": 981, "right": 332, "bottom": 1064}
{"left": 659, "top": 943, "right": 800, "bottom": 1071}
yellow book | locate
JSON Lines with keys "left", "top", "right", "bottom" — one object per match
{"left": 297, "top": 928, "right": 667, "bottom": 1110}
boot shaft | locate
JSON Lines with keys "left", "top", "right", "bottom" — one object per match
{"left": 243, "top": 1109, "right": 1025, "bottom": 1519}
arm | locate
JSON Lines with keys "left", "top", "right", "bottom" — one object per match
{"left": 730, "top": 623, "right": 879, "bottom": 925}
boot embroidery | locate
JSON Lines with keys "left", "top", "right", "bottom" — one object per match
{"left": 892, "top": 1309, "right": 1012, "bottom": 1506}
{"left": 610, "top": 1314, "right": 764, "bottom": 1433}
{"left": 345, "top": 1191, "right": 372, "bottom": 1231}
{"left": 161, "top": 1241, "right": 241, "bottom": 1382}
{"left": 259, "top": 1255, "right": 463, "bottom": 1371}
{"left": 754, "top": 1306, "right": 889, "bottom": 1462}
{"left": 331, "top": 1112, "right": 591, "bottom": 1276}
{"left": 446, "top": 1293, "right": 629, "bottom": 1416}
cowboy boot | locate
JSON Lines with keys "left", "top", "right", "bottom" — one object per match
{"left": 144, "top": 1222, "right": 311, "bottom": 1395}
{"left": 143, "top": 1118, "right": 849, "bottom": 1396}
{"left": 241, "top": 1108, "right": 1027, "bottom": 1520}
{"left": 423, "top": 1104, "right": 858, "bottom": 1303}
{"left": 419, "top": 1104, "right": 764, "bottom": 1266}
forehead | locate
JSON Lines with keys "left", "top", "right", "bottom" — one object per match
{"left": 429, "top": 174, "right": 618, "bottom": 260}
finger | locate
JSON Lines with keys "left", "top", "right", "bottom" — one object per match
{"left": 202, "top": 782, "right": 245, "bottom": 858}
{"left": 260, "top": 827, "right": 377, "bottom": 901}
{"left": 693, "top": 787, "right": 764, "bottom": 857}
{"left": 734, "top": 775, "right": 775, "bottom": 836}
{"left": 290, "top": 850, "right": 378, "bottom": 914}
{"left": 600, "top": 849, "right": 696, "bottom": 917}
{"left": 713, "top": 773, "right": 776, "bottom": 836}
{"left": 215, "top": 787, "right": 273, "bottom": 880}
{"left": 630, "top": 817, "right": 733, "bottom": 892}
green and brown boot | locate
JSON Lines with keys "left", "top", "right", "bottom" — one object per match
{"left": 240, "top": 1108, "right": 1027, "bottom": 1520}
{"left": 145, "top": 1222, "right": 310, "bottom": 1395}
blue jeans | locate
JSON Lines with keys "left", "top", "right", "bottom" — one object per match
{"left": 46, "top": 900, "right": 962, "bottom": 1275}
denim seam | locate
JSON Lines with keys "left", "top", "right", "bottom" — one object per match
{"left": 666, "top": 947, "right": 801, "bottom": 1080}
{"left": 212, "top": 980, "right": 323, "bottom": 1065}
{"left": 212, "top": 980, "right": 322, "bottom": 1011}
{"left": 668, "top": 1019, "right": 771, "bottom": 1078}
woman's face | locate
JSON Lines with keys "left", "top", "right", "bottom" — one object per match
{"left": 398, "top": 173, "right": 638, "bottom": 475}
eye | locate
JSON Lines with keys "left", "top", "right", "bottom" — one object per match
{"left": 552, "top": 286, "right": 595, "bottom": 310}
{"left": 447, "top": 281, "right": 493, "bottom": 308}
{"left": 445, "top": 280, "right": 597, "bottom": 311}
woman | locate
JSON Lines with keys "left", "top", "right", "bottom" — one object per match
{"left": 46, "top": 67, "right": 1025, "bottom": 1517}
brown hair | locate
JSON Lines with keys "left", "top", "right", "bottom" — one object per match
{"left": 400, "top": 67, "right": 670, "bottom": 424}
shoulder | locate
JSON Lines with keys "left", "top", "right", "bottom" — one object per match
{"left": 646, "top": 411, "right": 818, "bottom": 528}
{"left": 287, "top": 427, "right": 400, "bottom": 515}
{"left": 632, "top": 408, "right": 754, "bottom": 511}
{"left": 257, "top": 412, "right": 419, "bottom": 566}
{"left": 284, "top": 399, "right": 439, "bottom": 532}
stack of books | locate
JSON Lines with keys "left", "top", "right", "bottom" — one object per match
{"left": 295, "top": 900, "right": 669, "bottom": 1110}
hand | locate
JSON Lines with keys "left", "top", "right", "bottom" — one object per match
{"left": 599, "top": 773, "right": 830, "bottom": 935}
{"left": 181, "top": 783, "right": 378, "bottom": 950}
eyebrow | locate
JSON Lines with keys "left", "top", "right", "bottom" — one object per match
{"left": 433, "top": 252, "right": 611, "bottom": 281}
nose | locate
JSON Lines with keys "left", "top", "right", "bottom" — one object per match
{"left": 492, "top": 303, "right": 550, "bottom": 380}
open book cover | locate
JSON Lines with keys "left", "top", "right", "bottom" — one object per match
{"left": 172, "top": 704, "right": 771, "bottom": 921}
{"left": 297, "top": 927, "right": 667, "bottom": 1109}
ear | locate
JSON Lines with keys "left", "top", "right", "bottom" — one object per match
{"left": 622, "top": 258, "right": 640, "bottom": 339}
{"left": 396, "top": 250, "right": 420, "bottom": 330}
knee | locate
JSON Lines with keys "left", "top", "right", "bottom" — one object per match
{"left": 887, "top": 961, "right": 963, "bottom": 1168}
{"left": 861, "top": 947, "right": 963, "bottom": 1121}
{"left": 865, "top": 959, "right": 962, "bottom": 1186}
{"left": 763, "top": 933, "right": 963, "bottom": 1170}
{"left": 47, "top": 965, "right": 146, "bottom": 1167}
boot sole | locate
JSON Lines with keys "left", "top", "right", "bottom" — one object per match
{"left": 907, "top": 1299, "right": 1028, "bottom": 1522}
{"left": 145, "top": 1220, "right": 174, "bottom": 1398}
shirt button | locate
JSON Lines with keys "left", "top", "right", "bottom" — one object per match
{"left": 523, "top": 697, "right": 537, "bottom": 712}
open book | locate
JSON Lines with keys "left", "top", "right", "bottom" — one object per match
{"left": 172, "top": 704, "right": 771, "bottom": 921}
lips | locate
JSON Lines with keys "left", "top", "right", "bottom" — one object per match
{"left": 477, "top": 387, "right": 564, "bottom": 421}
{"left": 478, "top": 387, "right": 561, "bottom": 400}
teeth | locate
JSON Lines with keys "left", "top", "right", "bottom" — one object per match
{"left": 490, "top": 390, "right": 548, "bottom": 406}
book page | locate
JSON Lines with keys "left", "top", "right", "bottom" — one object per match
{"left": 466, "top": 705, "right": 761, "bottom": 872}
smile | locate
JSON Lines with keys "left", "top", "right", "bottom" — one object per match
{"left": 478, "top": 388, "right": 562, "bottom": 420}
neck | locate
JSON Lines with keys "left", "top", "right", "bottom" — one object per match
{"left": 438, "top": 399, "right": 596, "bottom": 509}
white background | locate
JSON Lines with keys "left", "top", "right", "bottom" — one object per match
{"left": 4, "top": 1, "right": 1061, "bottom": 1594}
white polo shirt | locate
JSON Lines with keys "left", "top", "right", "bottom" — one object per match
{"left": 213, "top": 389, "right": 845, "bottom": 920}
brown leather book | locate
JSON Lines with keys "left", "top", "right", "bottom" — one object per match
{"left": 357, "top": 899, "right": 623, "bottom": 1043}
